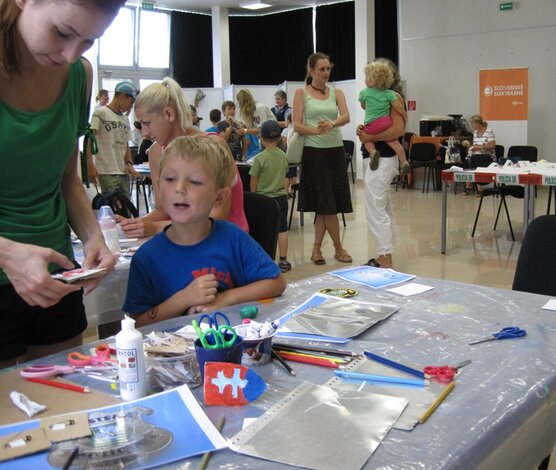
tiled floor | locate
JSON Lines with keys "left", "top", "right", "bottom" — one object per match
{"left": 282, "top": 180, "right": 543, "bottom": 289}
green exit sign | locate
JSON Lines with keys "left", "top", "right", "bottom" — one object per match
{"left": 142, "top": 2, "right": 155, "bottom": 10}
{"left": 499, "top": 2, "right": 515, "bottom": 11}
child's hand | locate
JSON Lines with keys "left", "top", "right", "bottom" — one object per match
{"left": 182, "top": 274, "right": 218, "bottom": 308}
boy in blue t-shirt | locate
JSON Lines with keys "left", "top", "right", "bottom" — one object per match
{"left": 123, "top": 135, "right": 286, "bottom": 326}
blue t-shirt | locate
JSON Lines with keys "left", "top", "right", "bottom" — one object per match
{"left": 123, "top": 219, "right": 280, "bottom": 315}
{"left": 245, "top": 134, "right": 261, "bottom": 161}
{"left": 205, "top": 125, "right": 218, "bottom": 133}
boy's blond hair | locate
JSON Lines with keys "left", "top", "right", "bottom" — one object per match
{"left": 160, "top": 135, "right": 232, "bottom": 189}
{"left": 364, "top": 61, "right": 394, "bottom": 90}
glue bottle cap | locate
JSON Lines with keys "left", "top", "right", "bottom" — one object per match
{"left": 121, "top": 315, "right": 136, "bottom": 331}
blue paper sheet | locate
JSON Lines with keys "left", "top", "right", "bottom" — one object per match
{"left": 329, "top": 266, "right": 415, "bottom": 289}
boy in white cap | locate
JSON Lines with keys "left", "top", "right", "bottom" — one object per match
{"left": 249, "top": 120, "right": 292, "bottom": 272}
{"left": 88, "top": 81, "right": 140, "bottom": 198}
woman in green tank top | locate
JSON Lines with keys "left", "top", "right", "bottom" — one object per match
{"left": 0, "top": 0, "right": 124, "bottom": 366}
{"left": 292, "top": 52, "right": 353, "bottom": 265}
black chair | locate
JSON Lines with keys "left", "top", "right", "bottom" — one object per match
{"left": 495, "top": 144, "right": 505, "bottom": 163}
{"left": 237, "top": 163, "right": 251, "bottom": 192}
{"left": 343, "top": 139, "right": 355, "bottom": 184}
{"left": 243, "top": 191, "right": 280, "bottom": 259}
{"left": 408, "top": 142, "right": 436, "bottom": 193}
{"left": 513, "top": 215, "right": 556, "bottom": 296}
{"left": 507, "top": 145, "right": 537, "bottom": 163}
{"left": 470, "top": 154, "right": 519, "bottom": 242}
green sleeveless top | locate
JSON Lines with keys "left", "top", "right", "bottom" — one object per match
{"left": 303, "top": 86, "right": 343, "bottom": 149}
{"left": 0, "top": 60, "right": 89, "bottom": 285}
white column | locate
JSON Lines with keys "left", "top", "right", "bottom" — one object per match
{"left": 212, "top": 7, "right": 231, "bottom": 87}
{"left": 354, "top": 0, "right": 375, "bottom": 178}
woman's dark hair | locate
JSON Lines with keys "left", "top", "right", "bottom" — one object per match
{"left": 305, "top": 52, "right": 333, "bottom": 85}
{"left": 274, "top": 90, "right": 287, "bottom": 101}
{"left": 0, "top": 0, "right": 125, "bottom": 76}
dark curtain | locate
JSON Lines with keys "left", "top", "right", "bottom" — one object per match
{"left": 229, "top": 8, "right": 313, "bottom": 85}
{"left": 170, "top": 11, "right": 213, "bottom": 87}
{"left": 375, "top": 0, "right": 398, "bottom": 66}
{"left": 315, "top": 2, "right": 355, "bottom": 81}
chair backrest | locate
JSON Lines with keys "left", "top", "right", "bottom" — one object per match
{"left": 243, "top": 191, "right": 280, "bottom": 259}
{"left": 237, "top": 164, "right": 251, "bottom": 192}
{"left": 469, "top": 154, "right": 493, "bottom": 169}
{"left": 512, "top": 215, "right": 556, "bottom": 296}
{"left": 495, "top": 144, "right": 505, "bottom": 161}
{"left": 92, "top": 189, "right": 139, "bottom": 218}
{"left": 408, "top": 142, "right": 436, "bottom": 162}
{"left": 343, "top": 139, "right": 355, "bottom": 158}
{"left": 507, "top": 145, "right": 538, "bottom": 162}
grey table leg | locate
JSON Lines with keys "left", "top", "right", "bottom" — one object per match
{"left": 441, "top": 179, "right": 448, "bottom": 254}
{"left": 522, "top": 184, "right": 535, "bottom": 233}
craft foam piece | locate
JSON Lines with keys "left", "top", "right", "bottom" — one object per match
{"left": 204, "top": 362, "right": 266, "bottom": 406}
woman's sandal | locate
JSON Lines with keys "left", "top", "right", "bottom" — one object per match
{"left": 334, "top": 249, "right": 353, "bottom": 263}
{"left": 311, "top": 248, "right": 326, "bottom": 265}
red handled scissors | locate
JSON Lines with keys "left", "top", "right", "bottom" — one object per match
{"left": 67, "top": 343, "right": 116, "bottom": 366}
{"left": 423, "top": 359, "right": 471, "bottom": 382}
{"left": 20, "top": 364, "right": 76, "bottom": 378}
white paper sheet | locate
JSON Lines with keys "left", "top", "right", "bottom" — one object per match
{"left": 387, "top": 283, "right": 434, "bottom": 296}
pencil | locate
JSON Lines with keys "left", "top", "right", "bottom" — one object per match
{"left": 62, "top": 447, "right": 80, "bottom": 470}
{"left": 276, "top": 351, "right": 340, "bottom": 369}
{"left": 334, "top": 370, "right": 427, "bottom": 386}
{"left": 198, "top": 416, "right": 225, "bottom": 470}
{"left": 364, "top": 351, "right": 426, "bottom": 379}
{"left": 273, "top": 343, "right": 359, "bottom": 357}
{"left": 274, "top": 349, "right": 347, "bottom": 364}
{"left": 419, "top": 382, "right": 455, "bottom": 424}
{"left": 25, "top": 377, "right": 90, "bottom": 394}
{"left": 271, "top": 349, "right": 296, "bottom": 376}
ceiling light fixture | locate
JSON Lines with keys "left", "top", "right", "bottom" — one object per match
{"left": 239, "top": 1, "right": 273, "bottom": 10}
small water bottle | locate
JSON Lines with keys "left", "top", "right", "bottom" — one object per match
{"left": 97, "top": 206, "right": 120, "bottom": 254}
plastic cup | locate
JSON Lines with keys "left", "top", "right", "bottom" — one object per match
{"left": 234, "top": 324, "right": 275, "bottom": 366}
{"left": 194, "top": 334, "right": 244, "bottom": 381}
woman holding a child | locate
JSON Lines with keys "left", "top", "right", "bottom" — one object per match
{"left": 293, "top": 52, "right": 353, "bottom": 265}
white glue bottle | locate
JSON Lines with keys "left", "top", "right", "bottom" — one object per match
{"left": 97, "top": 206, "right": 120, "bottom": 255}
{"left": 116, "top": 315, "right": 147, "bottom": 401}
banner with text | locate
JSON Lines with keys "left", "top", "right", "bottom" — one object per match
{"left": 479, "top": 68, "right": 528, "bottom": 147}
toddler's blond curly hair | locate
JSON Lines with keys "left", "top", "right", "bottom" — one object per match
{"left": 364, "top": 61, "right": 394, "bottom": 90}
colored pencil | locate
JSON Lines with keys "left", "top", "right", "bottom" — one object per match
{"left": 198, "top": 416, "right": 225, "bottom": 470}
{"left": 364, "top": 351, "right": 426, "bottom": 379}
{"left": 271, "top": 349, "right": 296, "bottom": 376}
{"left": 273, "top": 343, "right": 359, "bottom": 357}
{"left": 274, "top": 349, "right": 347, "bottom": 364}
{"left": 419, "top": 382, "right": 455, "bottom": 424}
{"left": 25, "top": 377, "right": 90, "bottom": 394}
{"left": 276, "top": 351, "right": 340, "bottom": 369}
{"left": 334, "top": 370, "right": 427, "bottom": 386}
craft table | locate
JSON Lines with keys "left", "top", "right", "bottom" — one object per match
{"left": 3, "top": 271, "right": 556, "bottom": 469}
{"left": 440, "top": 165, "right": 556, "bottom": 254}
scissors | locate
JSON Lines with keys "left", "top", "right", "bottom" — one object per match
{"left": 469, "top": 326, "right": 527, "bottom": 345}
{"left": 20, "top": 364, "right": 76, "bottom": 379}
{"left": 192, "top": 312, "right": 237, "bottom": 350}
{"left": 423, "top": 359, "right": 471, "bottom": 382}
{"left": 67, "top": 343, "right": 115, "bottom": 366}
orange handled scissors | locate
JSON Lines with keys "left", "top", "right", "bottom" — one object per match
{"left": 67, "top": 343, "right": 115, "bottom": 367}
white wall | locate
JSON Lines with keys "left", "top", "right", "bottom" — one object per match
{"left": 182, "top": 88, "right": 224, "bottom": 129}
{"left": 399, "top": 0, "right": 556, "bottom": 160}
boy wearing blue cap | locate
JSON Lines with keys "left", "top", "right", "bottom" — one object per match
{"left": 88, "top": 81, "right": 140, "bottom": 198}
{"left": 249, "top": 120, "right": 292, "bottom": 272}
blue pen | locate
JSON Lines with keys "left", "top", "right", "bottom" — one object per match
{"left": 364, "top": 351, "right": 425, "bottom": 379}
{"left": 334, "top": 370, "right": 426, "bottom": 386}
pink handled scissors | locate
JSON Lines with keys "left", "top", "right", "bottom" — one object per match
{"left": 20, "top": 364, "right": 76, "bottom": 378}
{"left": 423, "top": 359, "right": 471, "bottom": 382}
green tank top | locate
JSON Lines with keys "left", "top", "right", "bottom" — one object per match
{"left": 303, "top": 86, "right": 343, "bottom": 149}
{"left": 0, "top": 60, "right": 89, "bottom": 285}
